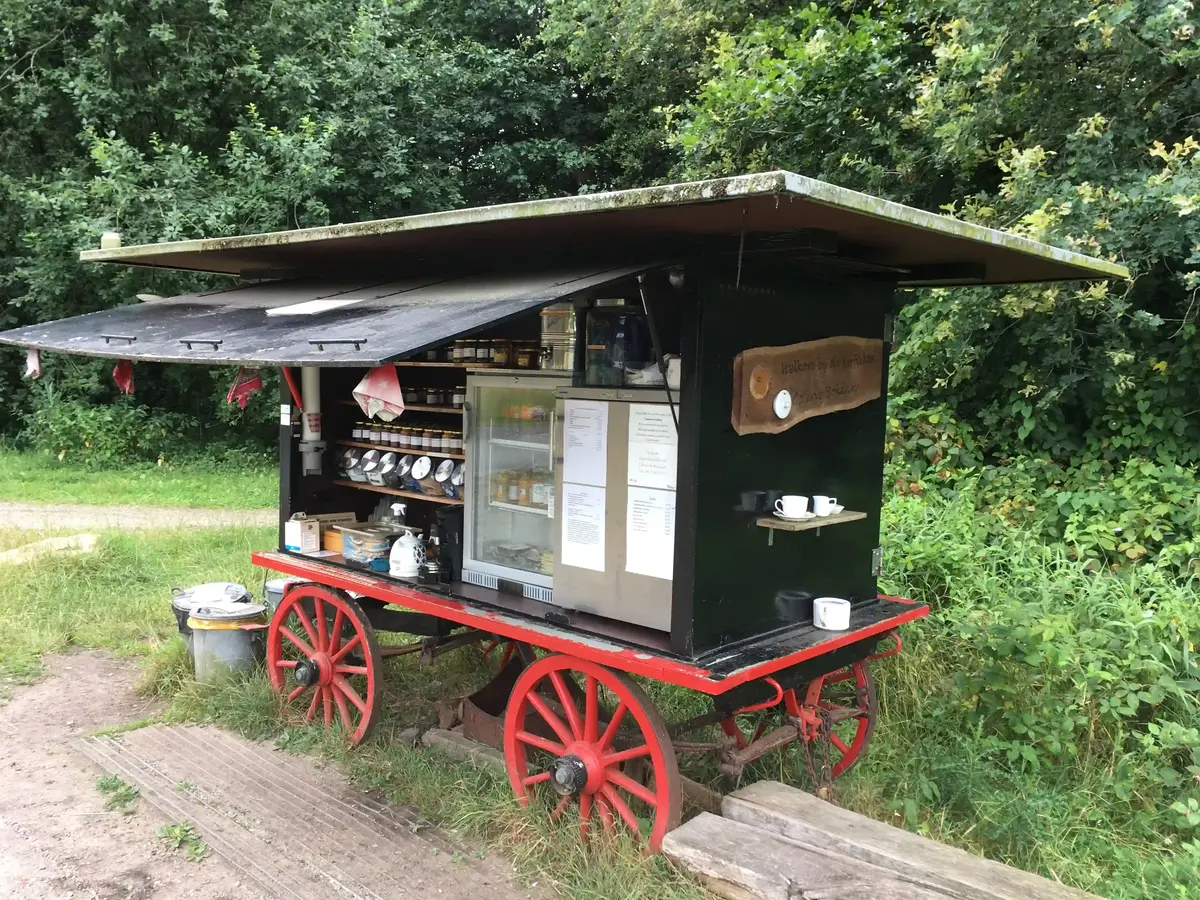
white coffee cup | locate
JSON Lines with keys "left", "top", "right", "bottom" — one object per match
{"left": 775, "top": 495, "right": 809, "bottom": 518}
{"left": 812, "top": 495, "right": 837, "bottom": 516}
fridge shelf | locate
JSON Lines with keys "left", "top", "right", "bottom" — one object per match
{"left": 488, "top": 437, "right": 550, "bottom": 452}
{"left": 489, "top": 500, "right": 551, "bottom": 517}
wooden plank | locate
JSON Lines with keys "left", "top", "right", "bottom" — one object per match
{"left": 331, "top": 479, "right": 464, "bottom": 505}
{"left": 755, "top": 510, "right": 867, "bottom": 533}
{"left": 662, "top": 812, "right": 957, "bottom": 900}
{"left": 724, "top": 782, "right": 1098, "bottom": 900}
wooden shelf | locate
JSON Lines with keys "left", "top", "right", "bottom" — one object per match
{"left": 336, "top": 439, "right": 465, "bottom": 460}
{"left": 332, "top": 479, "right": 463, "bottom": 506}
{"left": 395, "top": 361, "right": 495, "bottom": 369}
{"left": 756, "top": 510, "right": 867, "bottom": 545}
{"left": 340, "top": 400, "right": 464, "bottom": 415}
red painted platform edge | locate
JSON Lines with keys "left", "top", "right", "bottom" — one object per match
{"left": 252, "top": 551, "right": 929, "bottom": 695}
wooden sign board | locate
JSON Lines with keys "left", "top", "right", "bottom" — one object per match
{"left": 731, "top": 336, "right": 883, "bottom": 435}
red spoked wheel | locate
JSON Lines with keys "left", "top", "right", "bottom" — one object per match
{"left": 267, "top": 585, "right": 382, "bottom": 744}
{"left": 504, "top": 654, "right": 682, "bottom": 853}
{"left": 785, "top": 660, "right": 877, "bottom": 778}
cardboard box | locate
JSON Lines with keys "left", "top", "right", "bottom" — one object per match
{"left": 284, "top": 516, "right": 320, "bottom": 553}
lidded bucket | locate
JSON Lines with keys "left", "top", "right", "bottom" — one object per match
{"left": 187, "top": 600, "right": 268, "bottom": 682}
{"left": 171, "top": 582, "right": 252, "bottom": 656}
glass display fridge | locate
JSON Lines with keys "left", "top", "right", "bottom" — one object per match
{"left": 462, "top": 371, "right": 571, "bottom": 602}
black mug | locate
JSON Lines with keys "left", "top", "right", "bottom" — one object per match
{"left": 738, "top": 490, "right": 766, "bottom": 513}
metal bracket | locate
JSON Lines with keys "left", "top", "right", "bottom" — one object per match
{"left": 308, "top": 338, "right": 368, "bottom": 351}
{"left": 100, "top": 334, "right": 136, "bottom": 344}
{"left": 883, "top": 314, "right": 895, "bottom": 346}
{"left": 871, "top": 547, "right": 883, "bottom": 577}
{"left": 178, "top": 338, "right": 223, "bottom": 349}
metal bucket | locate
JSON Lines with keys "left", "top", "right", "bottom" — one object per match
{"left": 188, "top": 601, "right": 267, "bottom": 682}
{"left": 263, "top": 578, "right": 302, "bottom": 613}
{"left": 171, "top": 582, "right": 252, "bottom": 658}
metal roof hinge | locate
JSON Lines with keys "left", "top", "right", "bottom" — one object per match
{"left": 871, "top": 547, "right": 883, "bottom": 577}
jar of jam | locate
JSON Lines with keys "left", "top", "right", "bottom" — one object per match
{"left": 477, "top": 340, "right": 492, "bottom": 364}
{"left": 449, "top": 430, "right": 463, "bottom": 452}
{"left": 494, "top": 471, "right": 509, "bottom": 502}
{"left": 369, "top": 422, "right": 382, "bottom": 443}
{"left": 492, "top": 340, "right": 511, "bottom": 367}
{"left": 452, "top": 340, "right": 466, "bottom": 362}
{"left": 422, "top": 429, "right": 435, "bottom": 451}
{"left": 425, "top": 387, "right": 440, "bottom": 406}
{"left": 515, "top": 343, "right": 537, "bottom": 369}
{"left": 352, "top": 422, "right": 365, "bottom": 440}
{"left": 451, "top": 387, "right": 466, "bottom": 408}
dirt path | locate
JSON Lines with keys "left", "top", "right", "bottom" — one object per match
{"left": 0, "top": 652, "right": 263, "bottom": 899}
{"left": 1, "top": 652, "right": 541, "bottom": 900}
{"left": 0, "top": 502, "right": 275, "bottom": 531}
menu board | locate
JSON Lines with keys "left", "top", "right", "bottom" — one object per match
{"left": 626, "top": 403, "right": 678, "bottom": 491}
{"left": 563, "top": 399, "right": 608, "bottom": 487}
{"left": 625, "top": 486, "right": 675, "bottom": 580}
{"left": 561, "top": 483, "right": 606, "bottom": 572}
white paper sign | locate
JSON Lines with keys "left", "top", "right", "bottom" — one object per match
{"left": 561, "top": 483, "right": 606, "bottom": 572}
{"left": 627, "top": 403, "right": 678, "bottom": 490}
{"left": 563, "top": 400, "right": 609, "bottom": 487}
{"left": 625, "top": 486, "right": 676, "bottom": 580}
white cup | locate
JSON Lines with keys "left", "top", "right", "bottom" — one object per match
{"left": 775, "top": 495, "right": 809, "bottom": 518}
{"left": 813, "top": 597, "right": 850, "bottom": 630}
{"left": 812, "top": 495, "right": 837, "bottom": 516}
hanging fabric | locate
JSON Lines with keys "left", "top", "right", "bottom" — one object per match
{"left": 112, "top": 359, "right": 134, "bottom": 394}
{"left": 351, "top": 364, "right": 405, "bottom": 421}
{"left": 24, "top": 348, "right": 41, "bottom": 379}
{"left": 226, "top": 367, "right": 264, "bottom": 409}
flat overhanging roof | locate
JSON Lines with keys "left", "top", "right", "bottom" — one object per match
{"left": 79, "top": 172, "right": 1127, "bottom": 286}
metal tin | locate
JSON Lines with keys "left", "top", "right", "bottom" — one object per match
{"left": 371, "top": 452, "right": 400, "bottom": 487}
{"left": 357, "top": 449, "right": 381, "bottom": 482}
{"left": 434, "top": 458, "right": 455, "bottom": 483}
{"left": 346, "top": 449, "right": 368, "bottom": 482}
{"left": 540, "top": 337, "right": 575, "bottom": 371}
{"left": 411, "top": 455, "right": 432, "bottom": 480}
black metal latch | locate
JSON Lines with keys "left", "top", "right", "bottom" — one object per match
{"left": 178, "top": 338, "right": 223, "bottom": 350}
{"left": 308, "top": 338, "right": 368, "bottom": 352}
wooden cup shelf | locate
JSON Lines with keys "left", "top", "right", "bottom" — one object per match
{"left": 756, "top": 510, "right": 867, "bottom": 545}
{"left": 331, "top": 479, "right": 463, "bottom": 506}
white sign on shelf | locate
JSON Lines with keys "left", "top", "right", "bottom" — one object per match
{"left": 561, "top": 482, "right": 606, "bottom": 572}
{"left": 627, "top": 403, "right": 678, "bottom": 491}
{"left": 625, "top": 486, "right": 676, "bottom": 581}
{"left": 563, "top": 399, "right": 609, "bottom": 488}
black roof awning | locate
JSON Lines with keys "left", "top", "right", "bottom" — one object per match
{"left": 0, "top": 264, "right": 650, "bottom": 367}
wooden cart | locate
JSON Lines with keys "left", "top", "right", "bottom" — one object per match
{"left": 0, "top": 172, "right": 1125, "bottom": 852}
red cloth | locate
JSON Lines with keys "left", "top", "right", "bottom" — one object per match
{"left": 226, "top": 367, "right": 264, "bottom": 409}
{"left": 352, "top": 365, "right": 405, "bottom": 421}
{"left": 112, "top": 359, "right": 134, "bottom": 394}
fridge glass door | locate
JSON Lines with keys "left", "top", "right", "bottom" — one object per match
{"left": 468, "top": 380, "right": 556, "bottom": 584}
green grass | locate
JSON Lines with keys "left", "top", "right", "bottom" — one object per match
{"left": 0, "top": 449, "right": 277, "bottom": 508}
{"left": 96, "top": 774, "right": 140, "bottom": 814}
{"left": 0, "top": 526, "right": 275, "bottom": 683}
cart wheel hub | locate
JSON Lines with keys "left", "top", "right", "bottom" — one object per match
{"left": 549, "top": 755, "right": 589, "bottom": 796}
{"left": 294, "top": 659, "right": 320, "bottom": 687}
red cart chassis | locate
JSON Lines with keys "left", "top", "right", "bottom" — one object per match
{"left": 254, "top": 551, "right": 927, "bottom": 852}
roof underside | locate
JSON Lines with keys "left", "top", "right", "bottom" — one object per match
{"left": 0, "top": 265, "right": 648, "bottom": 366}
{"left": 79, "top": 172, "right": 1128, "bottom": 286}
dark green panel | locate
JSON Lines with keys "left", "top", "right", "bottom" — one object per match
{"left": 686, "top": 267, "right": 893, "bottom": 654}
